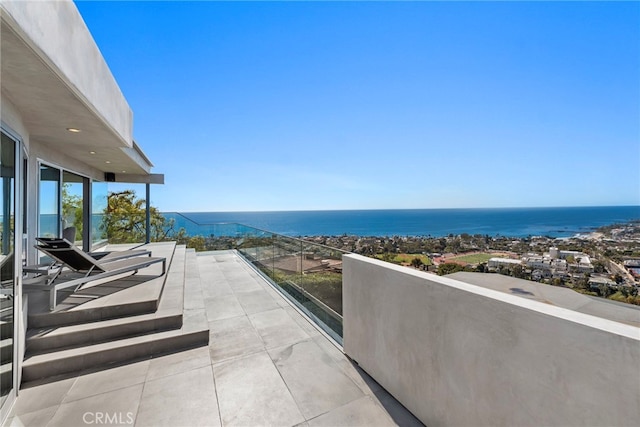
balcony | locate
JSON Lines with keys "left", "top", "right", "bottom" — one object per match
{"left": 7, "top": 220, "right": 640, "bottom": 426}
{"left": 8, "top": 238, "right": 421, "bottom": 426}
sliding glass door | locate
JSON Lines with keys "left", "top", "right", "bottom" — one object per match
{"left": 0, "top": 131, "right": 16, "bottom": 410}
{"left": 38, "top": 165, "right": 89, "bottom": 250}
{"left": 92, "top": 181, "right": 108, "bottom": 248}
{"left": 39, "top": 164, "right": 60, "bottom": 239}
{"left": 62, "top": 171, "right": 86, "bottom": 248}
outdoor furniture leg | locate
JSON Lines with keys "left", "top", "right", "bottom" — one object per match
{"left": 50, "top": 286, "right": 57, "bottom": 311}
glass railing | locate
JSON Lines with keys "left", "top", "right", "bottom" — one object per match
{"left": 97, "top": 210, "right": 346, "bottom": 341}
{"left": 163, "top": 212, "right": 346, "bottom": 343}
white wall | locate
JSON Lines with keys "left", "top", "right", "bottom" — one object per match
{"left": 343, "top": 254, "right": 640, "bottom": 427}
{"left": 1, "top": 0, "right": 133, "bottom": 146}
{"left": 0, "top": 93, "right": 29, "bottom": 148}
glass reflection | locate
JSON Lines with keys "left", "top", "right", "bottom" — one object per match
{"left": 92, "top": 181, "right": 108, "bottom": 248}
{"left": 39, "top": 164, "right": 60, "bottom": 238}
{"left": 0, "top": 132, "right": 15, "bottom": 405}
{"left": 62, "top": 171, "right": 84, "bottom": 247}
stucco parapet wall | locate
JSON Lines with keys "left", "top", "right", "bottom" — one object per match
{"left": 343, "top": 254, "right": 640, "bottom": 426}
{"left": 1, "top": 0, "right": 132, "bottom": 147}
{"left": 345, "top": 254, "right": 639, "bottom": 340}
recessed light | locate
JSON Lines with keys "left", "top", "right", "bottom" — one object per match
{"left": 66, "top": 128, "right": 81, "bottom": 133}
{"left": 105, "top": 161, "right": 111, "bottom": 164}
{"left": 121, "top": 170, "right": 126, "bottom": 173}
{"left": 89, "top": 151, "right": 96, "bottom": 155}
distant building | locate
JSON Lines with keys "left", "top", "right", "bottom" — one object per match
{"left": 539, "top": 248, "right": 594, "bottom": 274}
{"left": 487, "top": 257, "right": 522, "bottom": 271}
{"left": 522, "top": 254, "right": 568, "bottom": 276}
{"left": 623, "top": 259, "right": 640, "bottom": 268}
{"left": 588, "top": 276, "right": 617, "bottom": 288}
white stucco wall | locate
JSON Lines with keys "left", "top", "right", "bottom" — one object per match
{"left": 1, "top": 0, "right": 133, "bottom": 146}
{"left": 0, "top": 93, "right": 29, "bottom": 149}
{"left": 343, "top": 254, "right": 640, "bottom": 427}
{"left": 1, "top": 94, "right": 105, "bottom": 264}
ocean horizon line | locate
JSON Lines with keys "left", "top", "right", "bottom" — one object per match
{"left": 163, "top": 204, "right": 640, "bottom": 215}
{"left": 164, "top": 206, "right": 640, "bottom": 239}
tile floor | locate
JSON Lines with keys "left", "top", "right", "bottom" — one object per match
{"left": 7, "top": 251, "right": 423, "bottom": 427}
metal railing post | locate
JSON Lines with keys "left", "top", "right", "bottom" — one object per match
{"left": 145, "top": 183, "right": 151, "bottom": 244}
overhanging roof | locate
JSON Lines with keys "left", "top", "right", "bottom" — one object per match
{"left": 0, "top": 2, "right": 157, "bottom": 177}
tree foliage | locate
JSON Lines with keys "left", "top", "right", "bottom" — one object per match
{"left": 437, "top": 262, "right": 464, "bottom": 276}
{"left": 62, "top": 183, "right": 83, "bottom": 240}
{"left": 410, "top": 257, "right": 424, "bottom": 268}
{"left": 102, "top": 190, "right": 181, "bottom": 243}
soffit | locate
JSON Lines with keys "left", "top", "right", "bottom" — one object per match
{"left": 1, "top": 17, "right": 151, "bottom": 175}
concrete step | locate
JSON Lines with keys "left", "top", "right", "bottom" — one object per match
{"left": 1, "top": 361, "right": 12, "bottom": 392}
{"left": 22, "top": 244, "right": 210, "bottom": 384}
{"left": 0, "top": 319, "right": 12, "bottom": 338}
{"left": 26, "top": 311, "right": 182, "bottom": 355}
{"left": 0, "top": 298, "right": 12, "bottom": 311}
{"left": 27, "top": 243, "right": 179, "bottom": 329}
{"left": 27, "top": 297, "right": 159, "bottom": 329}
{"left": 0, "top": 337, "right": 12, "bottom": 363}
{"left": 25, "top": 245, "right": 187, "bottom": 355}
{"left": 22, "top": 313, "right": 209, "bottom": 383}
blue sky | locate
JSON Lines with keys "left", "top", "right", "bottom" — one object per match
{"left": 75, "top": 1, "right": 640, "bottom": 212}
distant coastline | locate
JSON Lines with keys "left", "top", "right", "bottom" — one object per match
{"left": 167, "top": 205, "right": 640, "bottom": 238}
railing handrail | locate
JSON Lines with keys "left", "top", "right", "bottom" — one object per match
{"left": 163, "top": 212, "right": 351, "bottom": 255}
{"left": 161, "top": 211, "right": 345, "bottom": 342}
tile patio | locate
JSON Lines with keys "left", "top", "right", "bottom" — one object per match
{"left": 7, "top": 250, "right": 423, "bottom": 427}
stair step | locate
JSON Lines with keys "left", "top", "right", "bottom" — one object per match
{"left": 0, "top": 298, "right": 12, "bottom": 311}
{"left": 27, "top": 299, "right": 159, "bottom": 329}
{"left": 22, "top": 312, "right": 209, "bottom": 383}
{"left": 21, "top": 242, "right": 212, "bottom": 384}
{"left": 26, "top": 242, "right": 179, "bottom": 329}
{"left": 0, "top": 320, "right": 12, "bottom": 338}
{"left": 22, "top": 243, "right": 211, "bottom": 384}
{"left": 1, "top": 361, "right": 13, "bottom": 392}
{"left": 0, "top": 338, "right": 12, "bottom": 362}
{"left": 26, "top": 311, "right": 182, "bottom": 355}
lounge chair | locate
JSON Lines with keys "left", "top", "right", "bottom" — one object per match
{"left": 35, "top": 238, "right": 151, "bottom": 262}
{"left": 62, "top": 226, "right": 76, "bottom": 243}
{"left": 30, "top": 242, "right": 166, "bottom": 310}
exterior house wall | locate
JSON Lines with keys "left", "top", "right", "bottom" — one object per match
{"left": 343, "top": 254, "right": 640, "bottom": 427}
{"left": 0, "top": 94, "right": 29, "bottom": 410}
{"left": 26, "top": 141, "right": 105, "bottom": 264}
{"left": 2, "top": 93, "right": 106, "bottom": 264}
{"left": 1, "top": 2, "right": 161, "bottom": 423}
{"left": 0, "top": 94, "right": 29, "bottom": 147}
{"left": 1, "top": 0, "right": 133, "bottom": 146}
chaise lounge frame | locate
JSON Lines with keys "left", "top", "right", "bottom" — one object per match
{"left": 30, "top": 242, "right": 166, "bottom": 310}
{"left": 35, "top": 238, "right": 152, "bottom": 262}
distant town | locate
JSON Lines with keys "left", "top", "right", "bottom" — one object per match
{"left": 303, "top": 220, "right": 640, "bottom": 306}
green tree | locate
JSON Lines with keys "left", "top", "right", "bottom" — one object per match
{"left": 410, "top": 257, "right": 424, "bottom": 269}
{"left": 437, "top": 263, "right": 463, "bottom": 276}
{"left": 593, "top": 260, "right": 606, "bottom": 274}
{"left": 598, "top": 284, "right": 613, "bottom": 298}
{"left": 182, "top": 235, "right": 205, "bottom": 251}
{"left": 62, "top": 183, "right": 83, "bottom": 240}
{"left": 551, "top": 277, "right": 565, "bottom": 287}
{"left": 102, "top": 190, "right": 181, "bottom": 243}
{"left": 512, "top": 264, "right": 525, "bottom": 279}
{"left": 381, "top": 252, "right": 396, "bottom": 263}
{"left": 574, "top": 274, "right": 590, "bottom": 291}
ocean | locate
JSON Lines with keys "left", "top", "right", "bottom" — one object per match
{"left": 166, "top": 206, "right": 640, "bottom": 238}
